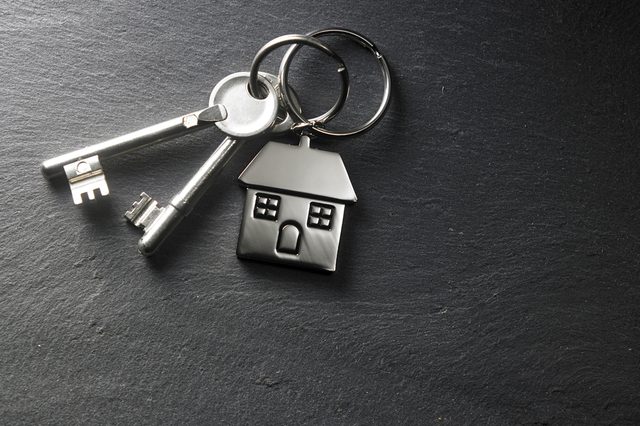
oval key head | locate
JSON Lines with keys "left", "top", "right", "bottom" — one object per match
{"left": 209, "top": 72, "right": 278, "bottom": 138}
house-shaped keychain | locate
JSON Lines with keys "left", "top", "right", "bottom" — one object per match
{"left": 236, "top": 135, "right": 357, "bottom": 271}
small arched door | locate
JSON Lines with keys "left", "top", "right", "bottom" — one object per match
{"left": 277, "top": 223, "right": 301, "bottom": 254}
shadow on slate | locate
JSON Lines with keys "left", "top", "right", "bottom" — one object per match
{"left": 0, "top": 1, "right": 639, "bottom": 425}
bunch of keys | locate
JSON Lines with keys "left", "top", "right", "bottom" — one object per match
{"left": 41, "top": 28, "right": 391, "bottom": 271}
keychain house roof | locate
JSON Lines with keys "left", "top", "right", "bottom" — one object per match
{"left": 236, "top": 137, "right": 356, "bottom": 271}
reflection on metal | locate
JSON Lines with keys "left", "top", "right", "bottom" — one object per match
{"left": 237, "top": 136, "right": 356, "bottom": 272}
{"left": 277, "top": 223, "right": 301, "bottom": 254}
{"left": 124, "top": 192, "right": 163, "bottom": 229}
{"left": 41, "top": 105, "right": 228, "bottom": 181}
{"left": 126, "top": 73, "right": 279, "bottom": 256}
{"left": 63, "top": 155, "right": 109, "bottom": 205}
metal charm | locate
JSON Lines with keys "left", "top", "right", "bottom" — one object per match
{"left": 236, "top": 28, "right": 391, "bottom": 272}
{"left": 236, "top": 135, "right": 357, "bottom": 272}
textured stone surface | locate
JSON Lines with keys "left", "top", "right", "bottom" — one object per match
{"left": 1, "top": 1, "right": 639, "bottom": 424}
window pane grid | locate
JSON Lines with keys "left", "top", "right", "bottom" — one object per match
{"left": 254, "top": 193, "right": 280, "bottom": 221}
{"left": 308, "top": 202, "right": 334, "bottom": 230}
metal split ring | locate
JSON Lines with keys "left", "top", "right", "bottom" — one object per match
{"left": 278, "top": 28, "right": 392, "bottom": 138}
{"left": 248, "top": 34, "right": 349, "bottom": 126}
{"left": 248, "top": 29, "right": 391, "bottom": 138}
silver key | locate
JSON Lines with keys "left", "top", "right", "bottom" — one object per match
{"left": 125, "top": 72, "right": 280, "bottom": 256}
{"left": 41, "top": 105, "right": 228, "bottom": 204}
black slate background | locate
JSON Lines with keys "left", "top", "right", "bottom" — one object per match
{"left": 1, "top": 1, "right": 639, "bottom": 424}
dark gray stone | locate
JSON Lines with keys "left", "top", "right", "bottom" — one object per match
{"left": 1, "top": 1, "right": 639, "bottom": 424}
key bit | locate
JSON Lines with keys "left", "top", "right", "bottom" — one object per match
{"left": 63, "top": 155, "right": 109, "bottom": 204}
{"left": 124, "top": 192, "right": 164, "bottom": 228}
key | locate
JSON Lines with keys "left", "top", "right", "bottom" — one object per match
{"left": 41, "top": 104, "right": 228, "bottom": 204}
{"left": 124, "top": 72, "right": 280, "bottom": 256}
{"left": 40, "top": 71, "right": 297, "bottom": 205}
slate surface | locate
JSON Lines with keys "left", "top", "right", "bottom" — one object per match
{"left": 1, "top": 1, "right": 639, "bottom": 424}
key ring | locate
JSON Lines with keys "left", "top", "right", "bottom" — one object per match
{"left": 248, "top": 34, "right": 350, "bottom": 126}
{"left": 279, "top": 28, "right": 392, "bottom": 138}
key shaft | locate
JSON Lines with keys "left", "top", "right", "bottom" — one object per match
{"left": 41, "top": 105, "right": 227, "bottom": 179}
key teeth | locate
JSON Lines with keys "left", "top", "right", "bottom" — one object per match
{"left": 72, "top": 193, "right": 83, "bottom": 205}
{"left": 63, "top": 155, "right": 110, "bottom": 205}
{"left": 125, "top": 192, "right": 164, "bottom": 230}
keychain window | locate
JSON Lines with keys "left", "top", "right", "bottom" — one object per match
{"left": 307, "top": 202, "right": 334, "bottom": 230}
{"left": 254, "top": 193, "right": 280, "bottom": 220}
